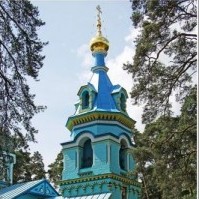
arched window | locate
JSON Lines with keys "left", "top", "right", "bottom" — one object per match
{"left": 82, "top": 91, "right": 89, "bottom": 109}
{"left": 81, "top": 139, "right": 93, "bottom": 168}
{"left": 120, "top": 94, "right": 126, "bottom": 112}
{"left": 119, "top": 140, "right": 127, "bottom": 170}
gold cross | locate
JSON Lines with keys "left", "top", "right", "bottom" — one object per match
{"left": 96, "top": 5, "right": 102, "bottom": 14}
{"left": 96, "top": 5, "right": 102, "bottom": 35}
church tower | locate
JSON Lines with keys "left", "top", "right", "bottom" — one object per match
{"left": 60, "top": 6, "right": 140, "bottom": 199}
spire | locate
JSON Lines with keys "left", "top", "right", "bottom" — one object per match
{"left": 65, "top": 6, "right": 132, "bottom": 132}
{"left": 90, "top": 5, "right": 109, "bottom": 55}
{"left": 89, "top": 6, "right": 116, "bottom": 111}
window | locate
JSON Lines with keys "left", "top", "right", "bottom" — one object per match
{"left": 122, "top": 187, "right": 127, "bottom": 199}
{"left": 119, "top": 140, "right": 127, "bottom": 170}
{"left": 120, "top": 94, "right": 126, "bottom": 112}
{"left": 81, "top": 139, "right": 93, "bottom": 168}
{"left": 82, "top": 91, "right": 89, "bottom": 109}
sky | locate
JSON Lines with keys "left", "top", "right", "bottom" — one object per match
{"left": 29, "top": 0, "right": 145, "bottom": 169}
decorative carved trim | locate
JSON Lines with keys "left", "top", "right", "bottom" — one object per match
{"left": 66, "top": 111, "right": 135, "bottom": 131}
{"left": 59, "top": 173, "right": 140, "bottom": 187}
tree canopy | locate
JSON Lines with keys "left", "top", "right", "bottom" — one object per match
{"left": 124, "top": 0, "right": 197, "bottom": 123}
{"left": 13, "top": 150, "right": 46, "bottom": 183}
{"left": 125, "top": 1, "right": 197, "bottom": 198}
{"left": 132, "top": 86, "right": 197, "bottom": 199}
{"left": 48, "top": 151, "right": 63, "bottom": 187}
{"left": 0, "top": 0, "right": 47, "bottom": 151}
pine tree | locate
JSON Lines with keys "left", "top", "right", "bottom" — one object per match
{"left": 0, "top": 0, "right": 47, "bottom": 150}
{"left": 30, "top": 151, "right": 46, "bottom": 180}
{"left": 13, "top": 150, "right": 46, "bottom": 183}
{"left": 124, "top": 0, "right": 197, "bottom": 123}
{"left": 13, "top": 150, "right": 32, "bottom": 183}
{"left": 125, "top": 2, "right": 197, "bottom": 197}
{"left": 48, "top": 152, "right": 63, "bottom": 187}
{"left": 132, "top": 87, "right": 197, "bottom": 199}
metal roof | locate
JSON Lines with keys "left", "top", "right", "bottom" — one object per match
{"left": 67, "top": 193, "right": 111, "bottom": 199}
{"left": 89, "top": 68, "right": 118, "bottom": 112}
{"left": 46, "top": 193, "right": 111, "bottom": 199}
{"left": 0, "top": 179, "right": 59, "bottom": 199}
{"left": 0, "top": 179, "right": 43, "bottom": 199}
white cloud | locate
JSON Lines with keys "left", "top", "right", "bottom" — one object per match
{"left": 124, "top": 27, "right": 140, "bottom": 43}
{"left": 76, "top": 44, "right": 93, "bottom": 84}
{"left": 106, "top": 41, "right": 144, "bottom": 132}
{"left": 77, "top": 44, "right": 93, "bottom": 68}
{"left": 107, "top": 46, "right": 134, "bottom": 88}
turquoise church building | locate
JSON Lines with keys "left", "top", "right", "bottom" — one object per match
{"left": 59, "top": 6, "right": 140, "bottom": 199}
{"left": 0, "top": 6, "right": 140, "bottom": 199}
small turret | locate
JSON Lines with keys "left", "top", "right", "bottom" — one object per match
{"left": 66, "top": 5, "right": 134, "bottom": 132}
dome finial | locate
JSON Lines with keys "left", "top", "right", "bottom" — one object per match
{"left": 90, "top": 5, "right": 109, "bottom": 53}
{"left": 96, "top": 5, "right": 102, "bottom": 36}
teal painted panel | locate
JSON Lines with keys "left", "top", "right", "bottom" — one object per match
{"left": 129, "top": 154, "right": 135, "bottom": 171}
{"left": 62, "top": 139, "right": 136, "bottom": 180}
{"left": 61, "top": 179, "right": 111, "bottom": 198}
{"left": 71, "top": 123, "right": 132, "bottom": 139}
{"left": 17, "top": 194, "right": 38, "bottom": 199}
{"left": 60, "top": 178, "right": 140, "bottom": 199}
{"left": 110, "top": 188, "right": 121, "bottom": 199}
{"left": 94, "top": 142, "right": 107, "bottom": 163}
{"left": 30, "top": 181, "right": 58, "bottom": 197}
{"left": 110, "top": 141, "right": 120, "bottom": 174}
{"left": 62, "top": 148, "right": 78, "bottom": 180}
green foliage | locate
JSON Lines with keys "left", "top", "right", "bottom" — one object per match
{"left": 0, "top": 0, "right": 47, "bottom": 148}
{"left": 0, "top": 133, "right": 46, "bottom": 184}
{"left": 132, "top": 87, "right": 197, "bottom": 199}
{"left": 127, "top": 2, "right": 197, "bottom": 197}
{"left": 48, "top": 151, "right": 63, "bottom": 188}
{"left": 13, "top": 150, "right": 46, "bottom": 183}
{"left": 0, "top": 0, "right": 47, "bottom": 184}
{"left": 124, "top": 0, "right": 197, "bottom": 123}
{"left": 30, "top": 151, "right": 46, "bottom": 180}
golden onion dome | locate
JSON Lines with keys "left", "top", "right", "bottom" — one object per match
{"left": 90, "top": 35, "right": 109, "bottom": 52}
{"left": 90, "top": 5, "right": 109, "bottom": 53}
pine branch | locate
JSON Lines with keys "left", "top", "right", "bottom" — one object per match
{"left": 0, "top": 3, "right": 36, "bottom": 43}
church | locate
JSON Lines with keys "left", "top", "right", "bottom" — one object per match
{"left": 0, "top": 6, "right": 140, "bottom": 199}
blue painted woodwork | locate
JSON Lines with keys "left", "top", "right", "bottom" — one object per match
{"left": 0, "top": 179, "right": 60, "bottom": 199}
{"left": 93, "top": 51, "right": 106, "bottom": 66}
{"left": 0, "top": 152, "right": 16, "bottom": 189}
{"left": 69, "top": 122, "right": 133, "bottom": 141}
{"left": 70, "top": 50, "right": 128, "bottom": 117}
{"left": 61, "top": 45, "right": 140, "bottom": 198}
{"left": 61, "top": 10, "right": 141, "bottom": 196}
